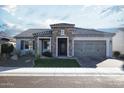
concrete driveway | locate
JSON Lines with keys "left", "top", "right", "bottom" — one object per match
{"left": 77, "top": 57, "right": 106, "bottom": 68}
{"left": 77, "top": 57, "right": 124, "bottom": 68}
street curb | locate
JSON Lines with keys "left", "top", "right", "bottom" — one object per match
{"left": 0, "top": 67, "right": 124, "bottom": 76}
{"left": 0, "top": 73, "right": 124, "bottom": 76}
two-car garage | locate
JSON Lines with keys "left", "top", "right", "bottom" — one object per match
{"left": 74, "top": 40, "right": 106, "bottom": 58}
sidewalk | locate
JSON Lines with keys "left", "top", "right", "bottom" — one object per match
{"left": 0, "top": 67, "right": 124, "bottom": 76}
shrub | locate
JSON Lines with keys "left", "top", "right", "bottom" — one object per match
{"left": 1, "top": 44, "right": 8, "bottom": 54}
{"left": 15, "top": 49, "right": 21, "bottom": 57}
{"left": 42, "top": 51, "right": 52, "bottom": 57}
{"left": 113, "top": 51, "right": 120, "bottom": 57}
{"left": 1, "top": 43, "right": 14, "bottom": 55}
{"left": 119, "top": 54, "right": 124, "bottom": 60}
{"left": 25, "top": 50, "right": 33, "bottom": 56}
{"left": 8, "top": 44, "right": 14, "bottom": 55}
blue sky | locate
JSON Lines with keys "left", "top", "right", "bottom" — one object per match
{"left": 0, "top": 5, "right": 124, "bottom": 36}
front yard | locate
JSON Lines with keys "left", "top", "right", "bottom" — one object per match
{"left": 34, "top": 58, "right": 81, "bottom": 67}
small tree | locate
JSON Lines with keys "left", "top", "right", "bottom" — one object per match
{"left": 1, "top": 43, "right": 14, "bottom": 56}
{"left": 8, "top": 44, "right": 14, "bottom": 55}
{"left": 1, "top": 44, "right": 8, "bottom": 54}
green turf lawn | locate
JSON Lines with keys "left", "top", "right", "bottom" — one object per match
{"left": 34, "top": 58, "right": 80, "bottom": 67}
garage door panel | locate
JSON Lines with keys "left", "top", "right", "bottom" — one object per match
{"left": 74, "top": 40, "right": 106, "bottom": 58}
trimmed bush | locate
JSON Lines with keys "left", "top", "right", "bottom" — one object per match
{"left": 119, "top": 54, "right": 124, "bottom": 60}
{"left": 113, "top": 51, "right": 120, "bottom": 57}
{"left": 42, "top": 51, "right": 52, "bottom": 57}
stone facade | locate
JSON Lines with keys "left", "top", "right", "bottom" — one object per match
{"left": 50, "top": 23, "right": 75, "bottom": 57}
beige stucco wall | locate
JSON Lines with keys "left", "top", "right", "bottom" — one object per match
{"left": 113, "top": 30, "right": 124, "bottom": 54}
{"left": 16, "top": 38, "right": 34, "bottom": 55}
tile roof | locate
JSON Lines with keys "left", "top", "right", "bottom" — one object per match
{"left": 73, "top": 27, "right": 115, "bottom": 37}
{"left": 14, "top": 26, "right": 115, "bottom": 38}
{"left": 14, "top": 29, "right": 51, "bottom": 38}
{"left": 33, "top": 30, "right": 52, "bottom": 37}
{"left": 50, "top": 23, "right": 75, "bottom": 28}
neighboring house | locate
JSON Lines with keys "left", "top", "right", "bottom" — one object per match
{"left": 113, "top": 28, "right": 124, "bottom": 54}
{"left": 9, "top": 38, "right": 16, "bottom": 47}
{"left": 14, "top": 23, "right": 114, "bottom": 58}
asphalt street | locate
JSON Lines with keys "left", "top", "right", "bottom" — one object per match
{"left": 0, "top": 75, "right": 124, "bottom": 88}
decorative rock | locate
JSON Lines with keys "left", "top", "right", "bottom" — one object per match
{"left": 11, "top": 55, "right": 18, "bottom": 61}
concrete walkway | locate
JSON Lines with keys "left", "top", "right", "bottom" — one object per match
{"left": 0, "top": 67, "right": 124, "bottom": 76}
{"left": 97, "top": 59, "right": 124, "bottom": 68}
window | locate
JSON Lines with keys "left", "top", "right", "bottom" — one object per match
{"left": 42, "top": 40, "right": 50, "bottom": 52}
{"left": 21, "top": 40, "right": 24, "bottom": 50}
{"left": 20, "top": 40, "right": 29, "bottom": 50}
{"left": 60, "top": 29, "right": 65, "bottom": 35}
{"left": 44, "top": 41, "right": 48, "bottom": 49}
{"left": 25, "top": 41, "right": 29, "bottom": 49}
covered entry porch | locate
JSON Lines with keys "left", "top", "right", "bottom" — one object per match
{"left": 56, "top": 37, "right": 69, "bottom": 57}
{"left": 36, "top": 37, "right": 51, "bottom": 56}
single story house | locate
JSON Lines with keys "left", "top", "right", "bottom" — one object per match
{"left": 14, "top": 23, "right": 114, "bottom": 58}
{"left": 113, "top": 28, "right": 124, "bottom": 54}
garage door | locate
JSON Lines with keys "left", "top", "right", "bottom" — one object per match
{"left": 74, "top": 40, "right": 106, "bottom": 58}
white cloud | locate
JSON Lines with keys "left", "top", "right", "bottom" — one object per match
{"left": 24, "top": 18, "right": 67, "bottom": 29}
{"left": 40, "top": 19, "right": 66, "bottom": 28}
{"left": 17, "top": 16, "right": 23, "bottom": 20}
{"left": 2, "top": 19, "right": 26, "bottom": 30}
{"left": 76, "top": 5, "right": 124, "bottom": 28}
{"left": 45, "top": 19, "right": 64, "bottom": 24}
{"left": 1, "top": 5, "right": 124, "bottom": 35}
{"left": 7, "top": 22, "right": 15, "bottom": 27}
{"left": 2, "top": 19, "right": 15, "bottom": 28}
{"left": 2, "top": 5, "right": 17, "bottom": 16}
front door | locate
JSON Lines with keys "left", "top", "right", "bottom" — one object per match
{"left": 58, "top": 38, "right": 67, "bottom": 56}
